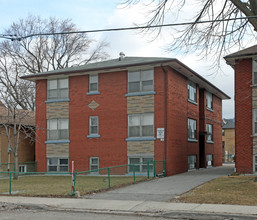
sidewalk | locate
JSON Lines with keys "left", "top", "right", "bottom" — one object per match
{"left": 0, "top": 196, "right": 256, "bottom": 217}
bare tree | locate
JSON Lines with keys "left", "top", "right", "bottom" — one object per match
{"left": 121, "top": 0, "right": 257, "bottom": 62}
{"left": 0, "top": 98, "right": 34, "bottom": 179}
{"left": 0, "top": 15, "right": 109, "bottom": 110}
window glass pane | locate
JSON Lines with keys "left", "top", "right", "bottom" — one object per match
{"left": 90, "top": 75, "right": 98, "bottom": 83}
{"left": 141, "top": 114, "right": 153, "bottom": 125}
{"left": 142, "top": 80, "right": 153, "bottom": 91}
{"left": 59, "top": 79, "right": 68, "bottom": 89}
{"left": 48, "top": 158, "right": 58, "bottom": 165}
{"left": 90, "top": 83, "right": 98, "bottom": 91}
{"left": 49, "top": 130, "right": 58, "bottom": 140}
{"left": 141, "top": 70, "right": 153, "bottom": 81}
{"left": 128, "top": 115, "right": 140, "bottom": 126}
{"left": 59, "top": 88, "right": 68, "bottom": 98}
{"left": 60, "top": 159, "right": 68, "bottom": 165}
{"left": 188, "top": 119, "right": 196, "bottom": 139}
{"left": 58, "top": 119, "right": 68, "bottom": 129}
{"left": 188, "top": 81, "right": 196, "bottom": 101}
{"left": 142, "top": 125, "right": 154, "bottom": 136}
{"left": 59, "top": 129, "right": 68, "bottom": 139}
{"left": 48, "top": 90, "right": 57, "bottom": 99}
{"left": 206, "top": 92, "right": 212, "bottom": 108}
{"left": 59, "top": 166, "right": 68, "bottom": 172}
{"left": 128, "top": 82, "right": 140, "bottom": 93}
{"left": 129, "top": 126, "right": 140, "bottom": 137}
{"left": 48, "top": 166, "right": 57, "bottom": 172}
{"left": 130, "top": 158, "right": 140, "bottom": 164}
{"left": 128, "top": 71, "right": 140, "bottom": 82}
{"left": 91, "top": 165, "right": 98, "bottom": 170}
{"left": 91, "top": 158, "right": 98, "bottom": 165}
{"left": 48, "top": 120, "right": 57, "bottom": 130}
{"left": 90, "top": 117, "right": 98, "bottom": 126}
{"left": 90, "top": 126, "right": 98, "bottom": 134}
{"left": 48, "top": 80, "right": 57, "bottom": 89}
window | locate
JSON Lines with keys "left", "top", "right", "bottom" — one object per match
{"left": 89, "top": 116, "right": 99, "bottom": 135}
{"left": 90, "top": 157, "right": 99, "bottom": 172}
{"left": 188, "top": 118, "right": 197, "bottom": 140}
{"left": 128, "top": 113, "right": 154, "bottom": 137}
{"left": 188, "top": 155, "right": 196, "bottom": 170}
{"left": 206, "top": 154, "right": 213, "bottom": 167}
{"left": 254, "top": 109, "right": 257, "bottom": 134}
{"left": 188, "top": 81, "right": 196, "bottom": 103}
{"left": 206, "top": 92, "right": 213, "bottom": 110}
{"left": 222, "top": 129, "right": 225, "bottom": 136}
{"left": 89, "top": 75, "right": 98, "bottom": 92}
{"left": 19, "top": 165, "right": 27, "bottom": 173}
{"left": 128, "top": 157, "right": 154, "bottom": 173}
{"left": 253, "top": 59, "right": 257, "bottom": 85}
{"left": 47, "top": 158, "right": 68, "bottom": 172}
{"left": 47, "top": 78, "right": 68, "bottom": 100}
{"left": 128, "top": 69, "right": 154, "bottom": 93}
{"left": 47, "top": 119, "right": 69, "bottom": 140}
{"left": 206, "top": 124, "right": 213, "bottom": 142}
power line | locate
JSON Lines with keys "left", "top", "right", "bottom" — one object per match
{"left": 1, "top": 15, "right": 257, "bottom": 41}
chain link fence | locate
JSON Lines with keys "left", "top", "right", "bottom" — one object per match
{"left": 0, "top": 160, "right": 166, "bottom": 196}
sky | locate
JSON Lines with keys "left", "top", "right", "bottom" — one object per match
{"left": 0, "top": 0, "right": 254, "bottom": 119}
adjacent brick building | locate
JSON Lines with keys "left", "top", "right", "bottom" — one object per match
{"left": 0, "top": 102, "right": 35, "bottom": 172}
{"left": 225, "top": 45, "right": 257, "bottom": 174}
{"left": 22, "top": 55, "right": 229, "bottom": 176}
{"left": 222, "top": 119, "right": 235, "bottom": 162}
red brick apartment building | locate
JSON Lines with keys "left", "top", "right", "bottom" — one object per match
{"left": 22, "top": 55, "right": 229, "bottom": 176}
{"left": 225, "top": 45, "right": 257, "bottom": 174}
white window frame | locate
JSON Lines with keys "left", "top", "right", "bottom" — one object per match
{"left": 89, "top": 116, "right": 99, "bottom": 135}
{"left": 252, "top": 58, "right": 257, "bottom": 85}
{"left": 90, "top": 157, "right": 99, "bottom": 173}
{"left": 128, "top": 156, "right": 154, "bottom": 173}
{"left": 89, "top": 74, "right": 98, "bottom": 92}
{"left": 47, "top": 119, "right": 69, "bottom": 140}
{"left": 19, "top": 165, "right": 27, "bottom": 173}
{"left": 47, "top": 78, "right": 69, "bottom": 100}
{"left": 206, "top": 124, "right": 213, "bottom": 142}
{"left": 206, "top": 91, "right": 213, "bottom": 110}
{"left": 128, "top": 69, "right": 154, "bottom": 93}
{"left": 128, "top": 113, "right": 154, "bottom": 137}
{"left": 188, "top": 155, "right": 197, "bottom": 170}
{"left": 188, "top": 118, "right": 197, "bottom": 141}
{"left": 188, "top": 81, "right": 197, "bottom": 103}
{"left": 47, "top": 158, "right": 69, "bottom": 172}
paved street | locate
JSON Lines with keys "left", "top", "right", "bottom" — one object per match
{"left": 84, "top": 164, "right": 235, "bottom": 201}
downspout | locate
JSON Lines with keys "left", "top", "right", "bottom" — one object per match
{"left": 161, "top": 65, "right": 167, "bottom": 175}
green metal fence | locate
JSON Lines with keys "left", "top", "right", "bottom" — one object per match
{"left": 0, "top": 160, "right": 165, "bottom": 196}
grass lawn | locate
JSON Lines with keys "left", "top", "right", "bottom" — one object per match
{"left": 0, "top": 175, "right": 147, "bottom": 196}
{"left": 178, "top": 176, "right": 257, "bottom": 206}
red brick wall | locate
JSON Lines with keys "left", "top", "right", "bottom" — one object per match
{"left": 154, "top": 67, "right": 166, "bottom": 162}
{"left": 35, "top": 80, "right": 47, "bottom": 172}
{"left": 69, "top": 71, "right": 127, "bottom": 172}
{"left": 234, "top": 58, "right": 253, "bottom": 173}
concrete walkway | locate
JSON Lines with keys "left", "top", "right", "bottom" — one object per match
{"left": 0, "top": 196, "right": 257, "bottom": 217}
{"left": 84, "top": 164, "right": 235, "bottom": 201}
